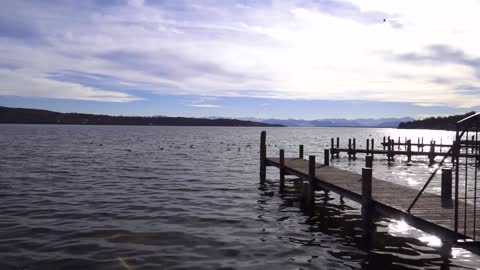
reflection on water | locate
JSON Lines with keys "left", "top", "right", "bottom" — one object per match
{"left": 265, "top": 177, "right": 480, "bottom": 269}
{"left": 1, "top": 125, "right": 480, "bottom": 269}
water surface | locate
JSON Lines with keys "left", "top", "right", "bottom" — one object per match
{"left": 1, "top": 125, "right": 479, "bottom": 269}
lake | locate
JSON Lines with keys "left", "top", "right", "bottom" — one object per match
{"left": 1, "top": 125, "right": 479, "bottom": 269}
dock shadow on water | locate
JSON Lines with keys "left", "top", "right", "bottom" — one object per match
{"left": 259, "top": 177, "right": 480, "bottom": 269}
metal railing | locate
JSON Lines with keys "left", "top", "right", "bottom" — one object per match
{"left": 454, "top": 113, "right": 480, "bottom": 240}
{"left": 407, "top": 112, "right": 480, "bottom": 240}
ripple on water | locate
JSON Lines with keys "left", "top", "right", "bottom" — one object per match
{"left": 1, "top": 125, "right": 480, "bottom": 269}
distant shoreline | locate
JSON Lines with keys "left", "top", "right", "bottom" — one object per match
{"left": 0, "top": 123, "right": 286, "bottom": 128}
{"left": 398, "top": 111, "right": 476, "bottom": 131}
{"left": 0, "top": 123, "right": 412, "bottom": 129}
{"left": 0, "top": 106, "right": 283, "bottom": 127}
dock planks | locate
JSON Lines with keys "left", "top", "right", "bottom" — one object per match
{"left": 266, "top": 157, "right": 480, "bottom": 241}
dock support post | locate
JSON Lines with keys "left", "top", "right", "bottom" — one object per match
{"left": 331, "top": 138, "right": 335, "bottom": 159}
{"left": 279, "top": 149, "right": 285, "bottom": 193}
{"left": 336, "top": 137, "right": 340, "bottom": 158}
{"left": 398, "top": 136, "right": 401, "bottom": 150}
{"left": 371, "top": 139, "right": 374, "bottom": 159}
{"left": 366, "top": 155, "right": 373, "bottom": 168}
{"left": 324, "top": 149, "right": 330, "bottom": 166}
{"left": 260, "top": 131, "right": 266, "bottom": 182}
{"left": 421, "top": 137, "right": 424, "bottom": 152}
{"left": 348, "top": 139, "right": 352, "bottom": 160}
{"left": 451, "top": 141, "right": 457, "bottom": 165}
{"left": 362, "top": 168, "right": 373, "bottom": 238}
{"left": 429, "top": 141, "right": 435, "bottom": 165}
{"left": 387, "top": 139, "right": 393, "bottom": 163}
{"left": 299, "top": 145, "right": 304, "bottom": 159}
{"left": 307, "top": 155, "right": 316, "bottom": 214}
{"left": 441, "top": 168, "right": 452, "bottom": 207}
{"left": 383, "top": 136, "right": 386, "bottom": 150}
{"left": 353, "top": 138, "right": 357, "bottom": 160}
{"left": 407, "top": 140, "right": 412, "bottom": 163}
{"left": 366, "top": 139, "right": 370, "bottom": 156}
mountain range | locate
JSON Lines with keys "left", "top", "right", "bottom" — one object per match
{"left": 237, "top": 117, "right": 415, "bottom": 128}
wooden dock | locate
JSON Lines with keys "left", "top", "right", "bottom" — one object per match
{"left": 329, "top": 136, "right": 480, "bottom": 164}
{"left": 259, "top": 131, "right": 480, "bottom": 244}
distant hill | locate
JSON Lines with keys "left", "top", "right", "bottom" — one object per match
{"left": 239, "top": 117, "right": 414, "bottom": 127}
{"left": 0, "top": 106, "right": 283, "bottom": 127}
{"left": 398, "top": 112, "right": 476, "bottom": 130}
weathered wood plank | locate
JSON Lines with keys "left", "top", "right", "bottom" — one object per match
{"left": 266, "top": 157, "right": 478, "bottom": 241}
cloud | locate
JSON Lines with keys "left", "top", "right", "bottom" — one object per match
{"left": 455, "top": 85, "right": 480, "bottom": 96}
{"left": 394, "top": 45, "right": 480, "bottom": 78}
{"left": 191, "top": 104, "right": 223, "bottom": 108}
{"left": 1, "top": 0, "right": 480, "bottom": 108}
{"left": 302, "top": 0, "right": 402, "bottom": 28}
{"left": 0, "top": 69, "right": 141, "bottom": 102}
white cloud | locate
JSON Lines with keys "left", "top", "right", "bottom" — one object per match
{"left": 1, "top": 0, "right": 480, "bottom": 107}
{"left": 191, "top": 104, "right": 223, "bottom": 108}
{"left": 0, "top": 69, "right": 141, "bottom": 102}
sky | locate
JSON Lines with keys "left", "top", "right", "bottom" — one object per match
{"left": 1, "top": 0, "right": 480, "bottom": 119}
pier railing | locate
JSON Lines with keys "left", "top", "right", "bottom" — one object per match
{"left": 407, "top": 112, "right": 480, "bottom": 240}
{"left": 454, "top": 113, "right": 480, "bottom": 240}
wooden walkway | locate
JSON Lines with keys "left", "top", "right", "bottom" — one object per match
{"left": 265, "top": 156, "right": 480, "bottom": 242}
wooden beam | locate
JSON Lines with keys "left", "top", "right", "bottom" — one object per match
{"left": 260, "top": 131, "right": 266, "bottom": 182}
{"left": 279, "top": 149, "right": 285, "bottom": 193}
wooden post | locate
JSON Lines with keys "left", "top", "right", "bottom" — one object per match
{"left": 299, "top": 145, "right": 304, "bottom": 159}
{"left": 429, "top": 141, "right": 435, "bottom": 164}
{"left": 407, "top": 139, "right": 412, "bottom": 162}
{"left": 362, "top": 168, "right": 373, "bottom": 237}
{"left": 387, "top": 138, "right": 390, "bottom": 161}
{"left": 331, "top": 138, "right": 335, "bottom": 159}
{"left": 307, "top": 155, "right": 316, "bottom": 212}
{"left": 451, "top": 141, "right": 457, "bottom": 164}
{"left": 348, "top": 139, "right": 352, "bottom": 160}
{"left": 353, "top": 138, "right": 357, "bottom": 160}
{"left": 387, "top": 136, "right": 391, "bottom": 158}
{"left": 371, "top": 139, "right": 374, "bottom": 159}
{"left": 441, "top": 168, "right": 452, "bottom": 206}
{"left": 366, "top": 139, "right": 370, "bottom": 156}
{"left": 421, "top": 137, "right": 424, "bottom": 152}
{"left": 324, "top": 149, "right": 330, "bottom": 166}
{"left": 366, "top": 155, "right": 373, "bottom": 168}
{"left": 279, "top": 149, "right": 285, "bottom": 193}
{"left": 260, "top": 131, "right": 266, "bottom": 182}
{"left": 398, "top": 136, "right": 401, "bottom": 150}
{"left": 383, "top": 136, "right": 386, "bottom": 150}
{"left": 336, "top": 137, "right": 340, "bottom": 158}
{"left": 388, "top": 139, "right": 393, "bottom": 162}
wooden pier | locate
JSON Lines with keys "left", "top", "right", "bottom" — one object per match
{"left": 260, "top": 131, "right": 480, "bottom": 244}
{"left": 329, "top": 136, "right": 480, "bottom": 164}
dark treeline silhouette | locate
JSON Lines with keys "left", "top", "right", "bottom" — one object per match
{"left": 398, "top": 111, "right": 476, "bottom": 130}
{"left": 0, "top": 106, "right": 283, "bottom": 127}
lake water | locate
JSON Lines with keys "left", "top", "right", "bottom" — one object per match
{"left": 1, "top": 125, "right": 480, "bottom": 269}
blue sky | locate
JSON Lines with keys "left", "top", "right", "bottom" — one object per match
{"left": 1, "top": 0, "right": 480, "bottom": 119}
